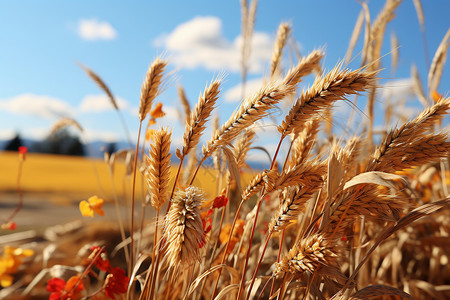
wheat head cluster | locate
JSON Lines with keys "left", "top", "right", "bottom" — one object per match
{"left": 2, "top": 0, "right": 450, "bottom": 299}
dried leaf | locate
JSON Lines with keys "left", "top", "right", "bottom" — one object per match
{"left": 343, "top": 171, "right": 405, "bottom": 191}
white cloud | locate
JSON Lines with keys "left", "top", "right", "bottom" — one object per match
{"left": 79, "top": 94, "right": 129, "bottom": 113}
{"left": 82, "top": 129, "right": 121, "bottom": 143}
{"left": 77, "top": 19, "right": 117, "bottom": 41}
{"left": 0, "top": 94, "right": 74, "bottom": 119}
{"left": 224, "top": 77, "right": 264, "bottom": 102}
{"left": 0, "top": 129, "right": 16, "bottom": 140}
{"left": 381, "top": 78, "right": 414, "bottom": 101}
{"left": 155, "top": 16, "right": 272, "bottom": 73}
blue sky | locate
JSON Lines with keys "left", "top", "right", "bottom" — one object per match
{"left": 0, "top": 0, "right": 449, "bottom": 160}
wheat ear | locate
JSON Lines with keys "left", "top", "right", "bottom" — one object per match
{"left": 270, "top": 22, "right": 291, "bottom": 78}
{"left": 269, "top": 186, "right": 319, "bottom": 234}
{"left": 279, "top": 65, "right": 378, "bottom": 138}
{"left": 139, "top": 58, "right": 167, "bottom": 121}
{"left": 144, "top": 127, "right": 172, "bottom": 210}
{"left": 202, "top": 58, "right": 318, "bottom": 159}
{"left": 428, "top": 28, "right": 450, "bottom": 99}
{"left": 178, "top": 85, "right": 191, "bottom": 124}
{"left": 367, "top": 97, "right": 450, "bottom": 172}
{"left": 177, "top": 80, "right": 221, "bottom": 159}
{"left": 163, "top": 186, "right": 205, "bottom": 275}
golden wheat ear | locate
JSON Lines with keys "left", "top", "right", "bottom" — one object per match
{"left": 144, "top": 127, "right": 172, "bottom": 210}
{"left": 139, "top": 57, "right": 168, "bottom": 121}
{"left": 162, "top": 186, "right": 206, "bottom": 275}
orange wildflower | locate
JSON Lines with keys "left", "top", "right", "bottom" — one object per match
{"left": 219, "top": 219, "right": 245, "bottom": 255}
{"left": 79, "top": 195, "right": 105, "bottom": 218}
{"left": 432, "top": 90, "right": 443, "bottom": 102}
{"left": 149, "top": 102, "right": 165, "bottom": 119}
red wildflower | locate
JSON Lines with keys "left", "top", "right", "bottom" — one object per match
{"left": 212, "top": 195, "right": 229, "bottom": 209}
{"left": 47, "top": 276, "right": 84, "bottom": 300}
{"left": 1, "top": 221, "right": 16, "bottom": 230}
{"left": 18, "top": 146, "right": 27, "bottom": 161}
{"left": 89, "top": 246, "right": 111, "bottom": 272}
{"left": 103, "top": 267, "right": 129, "bottom": 299}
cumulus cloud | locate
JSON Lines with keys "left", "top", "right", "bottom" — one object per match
{"left": 79, "top": 94, "right": 129, "bottom": 113}
{"left": 224, "top": 77, "right": 264, "bottom": 102}
{"left": 77, "top": 19, "right": 117, "bottom": 41}
{"left": 0, "top": 94, "right": 74, "bottom": 119}
{"left": 155, "top": 16, "right": 272, "bottom": 73}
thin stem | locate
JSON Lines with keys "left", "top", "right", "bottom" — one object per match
{"left": 246, "top": 233, "right": 272, "bottom": 300}
{"left": 211, "top": 199, "right": 245, "bottom": 298}
{"left": 237, "top": 138, "right": 284, "bottom": 299}
{"left": 257, "top": 276, "right": 274, "bottom": 300}
{"left": 130, "top": 120, "right": 143, "bottom": 276}
{"left": 108, "top": 168, "right": 130, "bottom": 263}
{"left": 5, "top": 158, "right": 24, "bottom": 223}
{"left": 149, "top": 154, "right": 186, "bottom": 299}
{"left": 117, "top": 109, "right": 134, "bottom": 149}
{"left": 147, "top": 209, "right": 160, "bottom": 298}
{"left": 270, "top": 229, "right": 285, "bottom": 296}
{"left": 302, "top": 271, "right": 316, "bottom": 300}
{"left": 189, "top": 156, "right": 207, "bottom": 186}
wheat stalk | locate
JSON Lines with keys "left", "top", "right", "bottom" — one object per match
{"left": 278, "top": 65, "right": 378, "bottom": 138}
{"left": 268, "top": 186, "right": 318, "bottom": 234}
{"left": 144, "top": 127, "right": 172, "bottom": 210}
{"left": 345, "top": 9, "right": 365, "bottom": 65}
{"left": 270, "top": 22, "right": 291, "bottom": 78}
{"left": 178, "top": 85, "right": 191, "bottom": 124}
{"left": 177, "top": 80, "right": 221, "bottom": 159}
{"left": 163, "top": 186, "right": 206, "bottom": 275}
{"left": 139, "top": 58, "right": 167, "bottom": 121}
{"left": 428, "top": 28, "right": 450, "bottom": 99}
{"left": 367, "top": 97, "right": 450, "bottom": 172}
{"left": 78, "top": 63, "right": 118, "bottom": 110}
{"left": 50, "top": 117, "right": 83, "bottom": 134}
{"left": 287, "top": 118, "right": 320, "bottom": 168}
{"left": 273, "top": 233, "right": 338, "bottom": 277}
{"left": 202, "top": 66, "right": 302, "bottom": 159}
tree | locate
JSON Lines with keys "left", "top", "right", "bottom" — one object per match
{"left": 4, "top": 134, "right": 23, "bottom": 151}
{"left": 33, "top": 128, "right": 85, "bottom": 156}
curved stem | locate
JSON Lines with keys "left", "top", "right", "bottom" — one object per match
{"left": 130, "top": 120, "right": 143, "bottom": 274}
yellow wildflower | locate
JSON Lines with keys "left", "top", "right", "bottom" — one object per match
{"left": 0, "top": 246, "right": 34, "bottom": 287}
{"left": 79, "top": 195, "right": 105, "bottom": 218}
